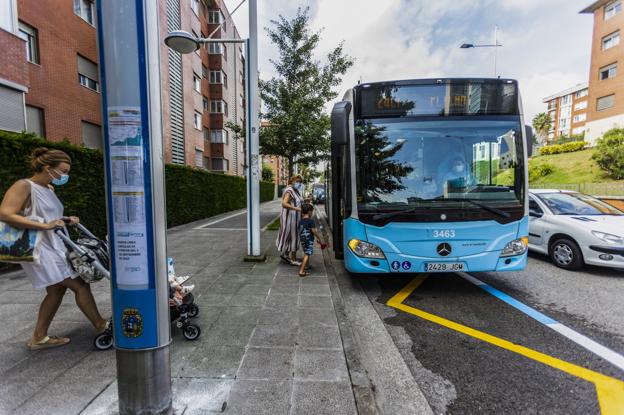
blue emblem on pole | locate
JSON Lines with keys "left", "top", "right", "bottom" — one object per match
{"left": 402, "top": 261, "right": 412, "bottom": 270}
{"left": 391, "top": 261, "right": 401, "bottom": 271}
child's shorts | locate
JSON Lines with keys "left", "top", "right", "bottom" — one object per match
{"left": 301, "top": 239, "right": 313, "bottom": 256}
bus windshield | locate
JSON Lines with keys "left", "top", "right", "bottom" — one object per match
{"left": 355, "top": 117, "right": 525, "bottom": 215}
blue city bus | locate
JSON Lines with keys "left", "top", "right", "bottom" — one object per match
{"left": 326, "top": 78, "right": 532, "bottom": 274}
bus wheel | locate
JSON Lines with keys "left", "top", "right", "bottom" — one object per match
{"left": 549, "top": 238, "right": 584, "bottom": 270}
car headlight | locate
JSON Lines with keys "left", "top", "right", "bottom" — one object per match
{"left": 348, "top": 239, "right": 385, "bottom": 259}
{"left": 591, "top": 231, "right": 624, "bottom": 245}
{"left": 500, "top": 237, "right": 528, "bottom": 257}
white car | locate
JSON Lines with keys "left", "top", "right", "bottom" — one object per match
{"left": 528, "top": 189, "right": 624, "bottom": 270}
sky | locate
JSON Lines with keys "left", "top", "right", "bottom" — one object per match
{"left": 223, "top": 0, "right": 594, "bottom": 124}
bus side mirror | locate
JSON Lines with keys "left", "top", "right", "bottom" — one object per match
{"left": 331, "top": 101, "right": 352, "bottom": 146}
{"left": 525, "top": 125, "right": 533, "bottom": 157}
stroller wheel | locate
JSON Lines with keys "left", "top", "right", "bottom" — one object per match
{"left": 94, "top": 333, "right": 113, "bottom": 351}
{"left": 182, "top": 324, "right": 201, "bottom": 341}
{"left": 187, "top": 304, "right": 199, "bottom": 318}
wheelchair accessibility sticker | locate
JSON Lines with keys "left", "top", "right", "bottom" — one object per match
{"left": 391, "top": 261, "right": 401, "bottom": 271}
{"left": 121, "top": 308, "right": 143, "bottom": 338}
{"left": 402, "top": 261, "right": 412, "bottom": 270}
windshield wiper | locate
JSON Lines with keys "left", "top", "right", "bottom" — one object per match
{"left": 440, "top": 198, "right": 511, "bottom": 218}
{"left": 372, "top": 207, "right": 421, "bottom": 221}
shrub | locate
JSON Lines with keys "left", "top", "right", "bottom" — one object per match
{"left": 539, "top": 141, "right": 586, "bottom": 156}
{"left": 528, "top": 163, "right": 554, "bottom": 182}
{"left": 592, "top": 128, "right": 624, "bottom": 180}
{"left": 0, "top": 131, "right": 275, "bottom": 237}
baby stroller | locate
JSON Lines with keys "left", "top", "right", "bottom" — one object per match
{"left": 55, "top": 223, "right": 201, "bottom": 346}
{"left": 167, "top": 258, "right": 201, "bottom": 340}
{"left": 54, "top": 222, "right": 114, "bottom": 350}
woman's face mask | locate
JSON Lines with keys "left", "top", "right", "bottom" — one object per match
{"left": 293, "top": 182, "right": 303, "bottom": 192}
{"left": 49, "top": 168, "right": 70, "bottom": 186}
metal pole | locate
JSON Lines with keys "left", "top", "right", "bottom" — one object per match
{"left": 494, "top": 25, "right": 498, "bottom": 77}
{"left": 96, "top": 1, "right": 172, "bottom": 414}
{"left": 245, "top": 0, "right": 263, "bottom": 260}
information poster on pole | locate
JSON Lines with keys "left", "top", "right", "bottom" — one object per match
{"left": 107, "top": 106, "right": 149, "bottom": 287}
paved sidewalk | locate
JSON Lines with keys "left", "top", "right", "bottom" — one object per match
{"left": 0, "top": 201, "right": 358, "bottom": 414}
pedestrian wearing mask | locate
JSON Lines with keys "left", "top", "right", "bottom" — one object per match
{"left": 276, "top": 175, "right": 304, "bottom": 265}
{"left": 0, "top": 147, "right": 108, "bottom": 350}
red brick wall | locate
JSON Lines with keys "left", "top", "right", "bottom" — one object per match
{"left": 18, "top": 0, "right": 101, "bottom": 144}
{"left": 0, "top": 30, "right": 29, "bottom": 88}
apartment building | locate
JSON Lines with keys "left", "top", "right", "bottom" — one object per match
{"left": 542, "top": 83, "right": 589, "bottom": 142}
{"left": 262, "top": 154, "right": 289, "bottom": 186}
{"left": 0, "top": 0, "right": 102, "bottom": 147}
{"left": 581, "top": 0, "right": 624, "bottom": 145}
{"left": 0, "top": 0, "right": 246, "bottom": 176}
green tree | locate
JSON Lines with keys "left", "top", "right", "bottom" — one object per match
{"left": 262, "top": 163, "right": 274, "bottom": 182}
{"left": 260, "top": 8, "right": 354, "bottom": 177}
{"left": 532, "top": 112, "right": 552, "bottom": 145}
{"left": 592, "top": 128, "right": 624, "bottom": 179}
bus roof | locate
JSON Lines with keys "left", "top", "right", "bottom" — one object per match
{"left": 355, "top": 78, "right": 518, "bottom": 89}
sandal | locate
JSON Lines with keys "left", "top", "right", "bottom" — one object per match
{"left": 27, "top": 335, "right": 70, "bottom": 350}
{"left": 299, "top": 271, "right": 310, "bottom": 277}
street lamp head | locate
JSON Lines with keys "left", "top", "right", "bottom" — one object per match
{"left": 460, "top": 43, "right": 474, "bottom": 49}
{"left": 164, "top": 30, "right": 200, "bottom": 54}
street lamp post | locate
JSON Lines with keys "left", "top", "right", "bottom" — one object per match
{"left": 164, "top": 0, "right": 263, "bottom": 260}
{"left": 460, "top": 26, "right": 502, "bottom": 77}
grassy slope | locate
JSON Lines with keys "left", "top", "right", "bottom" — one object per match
{"left": 529, "top": 149, "right": 621, "bottom": 185}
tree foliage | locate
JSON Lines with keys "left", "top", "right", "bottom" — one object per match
{"left": 532, "top": 112, "right": 552, "bottom": 145}
{"left": 592, "top": 128, "right": 624, "bottom": 179}
{"left": 259, "top": 8, "right": 353, "bottom": 176}
{"left": 261, "top": 163, "right": 274, "bottom": 182}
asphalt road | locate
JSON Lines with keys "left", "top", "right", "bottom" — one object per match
{"left": 352, "top": 251, "right": 624, "bottom": 414}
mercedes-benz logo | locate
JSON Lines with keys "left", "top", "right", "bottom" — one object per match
{"left": 437, "top": 243, "right": 452, "bottom": 256}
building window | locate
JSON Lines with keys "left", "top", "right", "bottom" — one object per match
{"left": 194, "top": 111, "right": 202, "bottom": 130}
{"left": 574, "top": 101, "right": 588, "bottom": 110}
{"left": 575, "top": 89, "right": 588, "bottom": 99}
{"left": 26, "top": 105, "right": 45, "bottom": 137}
{"left": 208, "top": 10, "right": 223, "bottom": 24}
{"left": 203, "top": 157, "right": 210, "bottom": 169}
{"left": 547, "top": 100, "right": 557, "bottom": 110}
{"left": 559, "top": 118, "right": 569, "bottom": 130}
{"left": 561, "top": 95, "right": 571, "bottom": 106}
{"left": 193, "top": 73, "right": 201, "bottom": 92}
{"left": 597, "top": 94, "right": 615, "bottom": 111}
{"left": 209, "top": 70, "right": 222, "bottom": 84}
{"left": 190, "top": 0, "right": 200, "bottom": 16}
{"left": 18, "top": 21, "right": 39, "bottom": 64}
{"left": 212, "top": 158, "right": 228, "bottom": 172}
{"left": 0, "top": 0, "right": 17, "bottom": 32}
{"left": 195, "top": 148, "right": 203, "bottom": 167}
{"left": 208, "top": 42, "right": 223, "bottom": 55}
{"left": 605, "top": 1, "right": 622, "bottom": 19}
{"left": 192, "top": 30, "right": 200, "bottom": 55}
{"left": 573, "top": 113, "right": 587, "bottom": 123}
{"left": 81, "top": 121, "right": 102, "bottom": 149}
{"left": 203, "top": 97, "right": 209, "bottom": 111}
{"left": 602, "top": 31, "right": 620, "bottom": 50}
{"left": 211, "top": 129, "right": 228, "bottom": 144}
{"left": 202, "top": 64, "right": 208, "bottom": 78}
{"left": 77, "top": 55, "right": 99, "bottom": 92}
{"left": 210, "top": 100, "right": 227, "bottom": 114}
{"left": 600, "top": 63, "right": 618, "bottom": 80}
{"left": 203, "top": 128, "right": 210, "bottom": 141}
{"left": 73, "top": 0, "right": 95, "bottom": 25}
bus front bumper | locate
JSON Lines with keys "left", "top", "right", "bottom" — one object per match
{"left": 344, "top": 248, "right": 527, "bottom": 274}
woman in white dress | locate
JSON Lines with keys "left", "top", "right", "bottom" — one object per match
{"left": 0, "top": 148, "right": 108, "bottom": 350}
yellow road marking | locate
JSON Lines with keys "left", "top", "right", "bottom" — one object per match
{"left": 386, "top": 276, "right": 624, "bottom": 415}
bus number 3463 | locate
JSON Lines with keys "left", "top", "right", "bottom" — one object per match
{"left": 432, "top": 230, "right": 456, "bottom": 238}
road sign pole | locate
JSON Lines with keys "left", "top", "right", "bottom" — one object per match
{"left": 96, "top": 1, "right": 172, "bottom": 413}
{"left": 245, "top": 0, "right": 263, "bottom": 260}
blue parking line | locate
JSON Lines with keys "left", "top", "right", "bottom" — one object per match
{"left": 476, "top": 283, "right": 558, "bottom": 325}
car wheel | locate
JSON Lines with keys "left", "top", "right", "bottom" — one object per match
{"left": 549, "top": 238, "right": 584, "bottom": 270}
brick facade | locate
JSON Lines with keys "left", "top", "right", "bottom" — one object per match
{"left": 0, "top": 29, "right": 29, "bottom": 88}
{"left": 18, "top": 0, "right": 101, "bottom": 143}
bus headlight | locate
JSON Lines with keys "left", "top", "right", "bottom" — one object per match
{"left": 348, "top": 239, "right": 385, "bottom": 259}
{"left": 500, "top": 237, "right": 528, "bottom": 257}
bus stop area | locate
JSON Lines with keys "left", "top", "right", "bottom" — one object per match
{"left": 0, "top": 200, "right": 432, "bottom": 415}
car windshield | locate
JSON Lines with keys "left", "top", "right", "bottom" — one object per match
{"left": 355, "top": 118, "right": 525, "bottom": 213}
{"left": 537, "top": 192, "right": 623, "bottom": 215}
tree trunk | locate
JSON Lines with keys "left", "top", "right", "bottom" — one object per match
{"left": 288, "top": 155, "right": 294, "bottom": 178}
